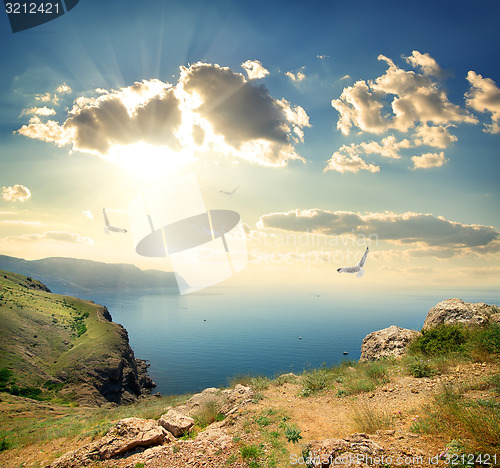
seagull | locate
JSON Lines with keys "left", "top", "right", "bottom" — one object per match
{"left": 337, "top": 247, "right": 369, "bottom": 277}
{"left": 220, "top": 184, "right": 240, "bottom": 196}
{"left": 103, "top": 208, "right": 127, "bottom": 234}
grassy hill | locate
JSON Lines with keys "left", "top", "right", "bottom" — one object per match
{"left": 0, "top": 255, "right": 179, "bottom": 296}
{"left": 0, "top": 270, "right": 154, "bottom": 406}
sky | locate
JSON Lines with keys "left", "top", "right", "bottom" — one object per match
{"left": 0, "top": 0, "right": 499, "bottom": 295}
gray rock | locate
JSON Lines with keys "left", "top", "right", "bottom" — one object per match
{"left": 47, "top": 417, "right": 171, "bottom": 468}
{"left": 360, "top": 325, "right": 420, "bottom": 361}
{"left": 305, "top": 433, "right": 384, "bottom": 467}
{"left": 158, "top": 409, "right": 195, "bottom": 437}
{"left": 422, "top": 298, "right": 494, "bottom": 330}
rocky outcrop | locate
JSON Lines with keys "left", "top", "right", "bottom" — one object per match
{"left": 360, "top": 325, "right": 420, "bottom": 361}
{"left": 422, "top": 298, "right": 496, "bottom": 330}
{"left": 47, "top": 385, "right": 254, "bottom": 467}
{"left": 304, "top": 433, "right": 384, "bottom": 467}
{"left": 47, "top": 418, "right": 174, "bottom": 468}
{"left": 158, "top": 409, "right": 195, "bottom": 437}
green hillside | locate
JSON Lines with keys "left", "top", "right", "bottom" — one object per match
{"left": 0, "top": 270, "right": 154, "bottom": 405}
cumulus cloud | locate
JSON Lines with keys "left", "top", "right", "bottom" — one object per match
{"left": 465, "top": 71, "right": 500, "bottom": 133}
{"left": 286, "top": 70, "right": 306, "bottom": 82}
{"left": 6, "top": 231, "right": 94, "bottom": 245}
{"left": 1, "top": 184, "right": 31, "bottom": 202}
{"left": 323, "top": 135, "right": 412, "bottom": 173}
{"left": 241, "top": 60, "right": 269, "bottom": 80}
{"left": 17, "top": 116, "right": 69, "bottom": 145}
{"left": 17, "top": 63, "right": 309, "bottom": 168}
{"left": 55, "top": 83, "right": 72, "bottom": 94}
{"left": 257, "top": 209, "right": 499, "bottom": 252}
{"left": 323, "top": 145, "right": 380, "bottom": 173}
{"left": 413, "top": 123, "right": 457, "bottom": 148}
{"left": 21, "top": 106, "right": 56, "bottom": 116}
{"left": 411, "top": 151, "right": 447, "bottom": 169}
{"left": 332, "top": 53, "right": 475, "bottom": 136}
{"left": 403, "top": 50, "right": 444, "bottom": 77}
{"left": 326, "top": 51, "right": 478, "bottom": 174}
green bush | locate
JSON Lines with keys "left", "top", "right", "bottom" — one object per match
{"left": 240, "top": 443, "right": 262, "bottom": 460}
{"left": 407, "top": 359, "right": 434, "bottom": 378}
{"left": 0, "top": 368, "right": 13, "bottom": 384}
{"left": 475, "top": 323, "right": 500, "bottom": 353}
{"left": 301, "top": 368, "right": 332, "bottom": 394}
{"left": 283, "top": 424, "right": 302, "bottom": 443}
{"left": 409, "top": 324, "right": 469, "bottom": 356}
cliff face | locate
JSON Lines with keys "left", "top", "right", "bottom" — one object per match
{"left": 0, "top": 270, "right": 154, "bottom": 406}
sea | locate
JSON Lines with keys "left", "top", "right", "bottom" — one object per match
{"left": 87, "top": 287, "right": 499, "bottom": 396}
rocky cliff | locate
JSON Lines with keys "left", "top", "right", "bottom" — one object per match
{"left": 0, "top": 269, "right": 154, "bottom": 406}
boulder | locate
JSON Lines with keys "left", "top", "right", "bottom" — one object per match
{"left": 158, "top": 409, "right": 195, "bottom": 437}
{"left": 422, "top": 298, "right": 494, "bottom": 330}
{"left": 360, "top": 325, "right": 420, "bottom": 361}
{"left": 47, "top": 417, "right": 172, "bottom": 468}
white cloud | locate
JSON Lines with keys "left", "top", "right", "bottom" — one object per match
{"left": 55, "top": 83, "right": 72, "bottom": 94}
{"left": 411, "top": 151, "right": 447, "bottom": 169}
{"left": 317, "top": 55, "right": 329, "bottom": 60}
{"left": 332, "top": 52, "right": 476, "bottom": 135}
{"left": 17, "top": 63, "right": 310, "bottom": 169}
{"left": 21, "top": 106, "right": 56, "bottom": 116}
{"left": 323, "top": 146, "right": 380, "bottom": 173}
{"left": 1, "top": 184, "right": 31, "bottom": 202}
{"left": 6, "top": 231, "right": 94, "bottom": 245}
{"left": 82, "top": 210, "right": 93, "bottom": 219}
{"left": 241, "top": 60, "right": 269, "bottom": 80}
{"left": 340, "top": 75, "right": 350, "bottom": 81}
{"left": 359, "top": 135, "right": 411, "bottom": 159}
{"left": 324, "top": 136, "right": 410, "bottom": 173}
{"left": 285, "top": 70, "right": 306, "bottom": 82}
{"left": 257, "top": 209, "right": 500, "bottom": 252}
{"left": 465, "top": 71, "right": 500, "bottom": 133}
{"left": 403, "top": 50, "right": 444, "bottom": 77}
{"left": 17, "top": 116, "right": 69, "bottom": 145}
{"left": 413, "top": 123, "right": 457, "bottom": 148}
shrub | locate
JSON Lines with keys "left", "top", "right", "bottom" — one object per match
{"left": 0, "top": 368, "right": 13, "bottom": 385}
{"left": 475, "top": 323, "right": 500, "bottom": 354}
{"left": 283, "top": 424, "right": 302, "bottom": 443}
{"left": 240, "top": 443, "right": 262, "bottom": 460}
{"left": 407, "top": 359, "right": 434, "bottom": 378}
{"left": 250, "top": 376, "right": 271, "bottom": 391}
{"left": 409, "top": 324, "right": 469, "bottom": 356}
{"left": 301, "top": 368, "right": 332, "bottom": 394}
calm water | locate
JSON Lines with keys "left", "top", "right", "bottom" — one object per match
{"left": 88, "top": 288, "right": 499, "bottom": 395}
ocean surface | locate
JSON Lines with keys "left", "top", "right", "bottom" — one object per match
{"left": 88, "top": 288, "right": 499, "bottom": 396}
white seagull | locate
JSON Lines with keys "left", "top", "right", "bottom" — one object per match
{"left": 103, "top": 208, "right": 127, "bottom": 234}
{"left": 220, "top": 184, "right": 240, "bottom": 196}
{"left": 337, "top": 247, "right": 369, "bottom": 277}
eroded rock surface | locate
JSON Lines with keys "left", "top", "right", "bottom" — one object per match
{"left": 360, "top": 325, "right": 420, "bottom": 361}
{"left": 422, "top": 298, "right": 495, "bottom": 330}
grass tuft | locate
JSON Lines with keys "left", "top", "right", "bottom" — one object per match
{"left": 351, "top": 401, "right": 393, "bottom": 434}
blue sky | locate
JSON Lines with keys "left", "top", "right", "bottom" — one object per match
{"left": 1, "top": 0, "right": 499, "bottom": 292}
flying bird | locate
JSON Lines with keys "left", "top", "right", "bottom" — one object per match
{"left": 337, "top": 247, "right": 369, "bottom": 277}
{"left": 220, "top": 184, "right": 240, "bottom": 196}
{"left": 103, "top": 208, "right": 127, "bottom": 234}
